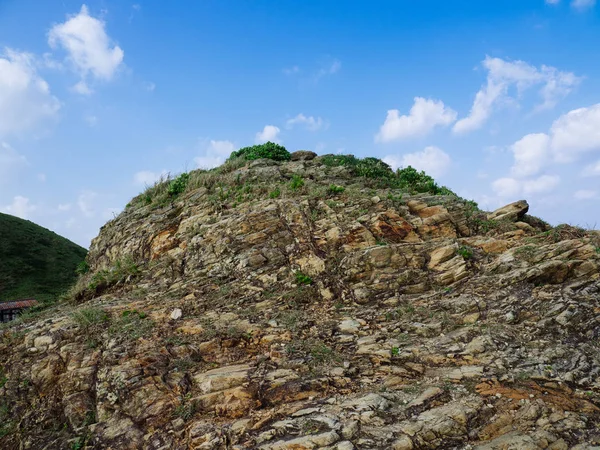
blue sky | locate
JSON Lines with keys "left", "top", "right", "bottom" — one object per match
{"left": 1, "top": 0, "right": 600, "bottom": 247}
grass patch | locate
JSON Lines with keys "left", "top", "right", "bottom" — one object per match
{"left": 69, "top": 256, "right": 142, "bottom": 302}
{"left": 514, "top": 245, "right": 537, "bottom": 262}
{"left": 71, "top": 306, "right": 110, "bottom": 348}
{"left": 108, "top": 309, "right": 154, "bottom": 342}
{"left": 285, "top": 339, "right": 340, "bottom": 367}
{"left": 289, "top": 174, "right": 305, "bottom": 191}
{"left": 173, "top": 394, "right": 197, "bottom": 421}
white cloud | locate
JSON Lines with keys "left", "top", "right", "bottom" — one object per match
{"left": 549, "top": 104, "right": 600, "bottom": 161}
{"left": 133, "top": 170, "right": 168, "bottom": 186}
{"left": 574, "top": 189, "right": 597, "bottom": 200}
{"left": 572, "top": 0, "right": 596, "bottom": 9}
{"left": 375, "top": 97, "right": 457, "bottom": 142}
{"left": 510, "top": 133, "right": 551, "bottom": 177}
{"left": 0, "top": 142, "right": 28, "bottom": 180}
{"left": 77, "top": 190, "right": 98, "bottom": 217}
{"left": 316, "top": 59, "right": 341, "bottom": 78}
{"left": 537, "top": 66, "right": 581, "bottom": 111}
{"left": 549, "top": 0, "right": 597, "bottom": 9}
{"left": 2, "top": 196, "right": 36, "bottom": 219}
{"left": 71, "top": 80, "right": 93, "bottom": 95}
{"left": 383, "top": 146, "right": 452, "bottom": 178}
{"left": 283, "top": 66, "right": 299, "bottom": 75}
{"left": 207, "top": 139, "right": 236, "bottom": 156}
{"left": 504, "top": 103, "right": 600, "bottom": 179}
{"left": 286, "top": 113, "right": 326, "bottom": 131}
{"left": 48, "top": 5, "right": 124, "bottom": 83}
{"left": 523, "top": 175, "right": 561, "bottom": 195}
{"left": 582, "top": 160, "right": 600, "bottom": 177}
{"left": 58, "top": 203, "right": 72, "bottom": 211}
{"left": 255, "top": 125, "right": 281, "bottom": 144}
{"left": 491, "top": 178, "right": 522, "bottom": 198}
{"left": 0, "top": 49, "right": 60, "bottom": 137}
{"left": 194, "top": 156, "right": 224, "bottom": 169}
{"left": 453, "top": 56, "right": 580, "bottom": 134}
{"left": 492, "top": 175, "right": 560, "bottom": 198}
{"left": 37, "top": 173, "right": 47, "bottom": 182}
{"left": 84, "top": 114, "right": 98, "bottom": 126}
{"left": 143, "top": 81, "right": 156, "bottom": 91}
{"left": 314, "top": 59, "right": 341, "bottom": 82}
{"left": 194, "top": 139, "right": 236, "bottom": 169}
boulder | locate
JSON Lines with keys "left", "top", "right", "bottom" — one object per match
{"left": 488, "top": 200, "right": 529, "bottom": 222}
{"left": 291, "top": 150, "right": 317, "bottom": 161}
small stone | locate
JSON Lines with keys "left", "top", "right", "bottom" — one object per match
{"left": 170, "top": 308, "right": 183, "bottom": 320}
{"left": 392, "top": 435, "right": 414, "bottom": 450}
{"left": 463, "top": 312, "right": 480, "bottom": 324}
{"left": 337, "top": 441, "right": 355, "bottom": 450}
{"left": 407, "top": 387, "right": 442, "bottom": 409}
{"left": 339, "top": 318, "right": 361, "bottom": 334}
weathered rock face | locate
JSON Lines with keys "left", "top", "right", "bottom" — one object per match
{"left": 1, "top": 156, "right": 600, "bottom": 449}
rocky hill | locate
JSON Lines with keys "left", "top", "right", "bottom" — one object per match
{"left": 1, "top": 150, "right": 600, "bottom": 449}
{"left": 0, "top": 212, "right": 87, "bottom": 303}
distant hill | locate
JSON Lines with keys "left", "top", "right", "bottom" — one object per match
{"left": 0, "top": 212, "right": 87, "bottom": 302}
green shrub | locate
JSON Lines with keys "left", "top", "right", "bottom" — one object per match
{"left": 394, "top": 166, "right": 454, "bottom": 195}
{"left": 269, "top": 187, "right": 281, "bottom": 199}
{"left": 327, "top": 184, "right": 345, "bottom": 195}
{"left": 229, "top": 142, "right": 290, "bottom": 162}
{"left": 320, "top": 154, "right": 360, "bottom": 169}
{"left": 355, "top": 157, "right": 394, "bottom": 178}
{"left": 289, "top": 174, "right": 305, "bottom": 191}
{"left": 319, "top": 154, "right": 457, "bottom": 196}
{"left": 168, "top": 172, "right": 190, "bottom": 197}
{"left": 456, "top": 245, "right": 474, "bottom": 260}
{"left": 294, "top": 271, "right": 313, "bottom": 285}
{"left": 75, "top": 260, "right": 90, "bottom": 275}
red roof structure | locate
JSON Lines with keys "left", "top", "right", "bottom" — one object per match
{"left": 0, "top": 299, "right": 39, "bottom": 311}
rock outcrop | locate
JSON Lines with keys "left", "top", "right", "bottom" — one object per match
{"left": 1, "top": 154, "right": 599, "bottom": 449}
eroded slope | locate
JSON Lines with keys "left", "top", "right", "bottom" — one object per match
{"left": 1, "top": 153, "right": 600, "bottom": 449}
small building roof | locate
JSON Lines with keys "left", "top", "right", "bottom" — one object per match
{"left": 0, "top": 299, "right": 39, "bottom": 311}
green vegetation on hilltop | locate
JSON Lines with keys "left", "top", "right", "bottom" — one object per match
{"left": 127, "top": 147, "right": 463, "bottom": 211}
{"left": 228, "top": 141, "right": 290, "bottom": 162}
{"left": 0, "top": 213, "right": 87, "bottom": 303}
{"left": 319, "top": 154, "right": 456, "bottom": 196}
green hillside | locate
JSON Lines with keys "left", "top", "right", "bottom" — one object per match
{"left": 0, "top": 212, "right": 87, "bottom": 303}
